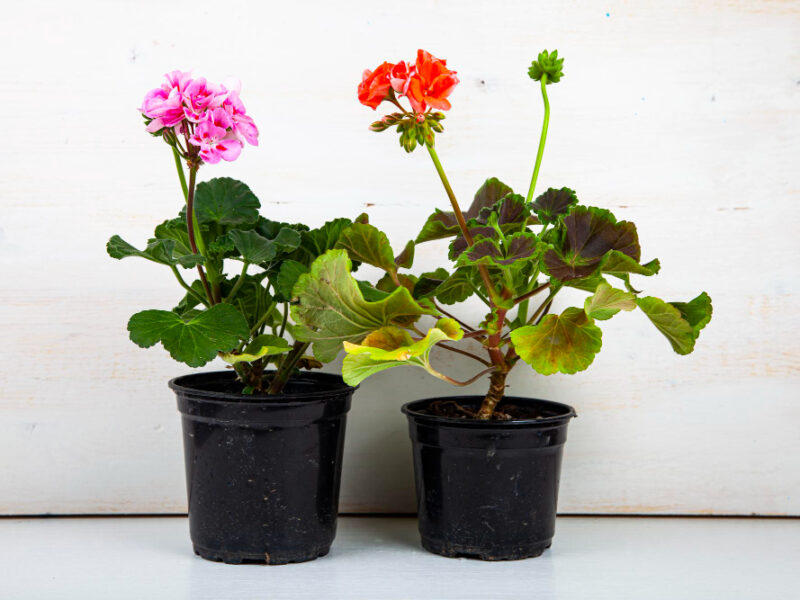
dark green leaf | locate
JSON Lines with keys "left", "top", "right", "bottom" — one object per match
{"left": 543, "top": 206, "right": 640, "bottom": 281}
{"left": 228, "top": 226, "right": 302, "bottom": 265}
{"left": 412, "top": 268, "right": 451, "bottom": 299}
{"left": 415, "top": 177, "right": 514, "bottom": 243}
{"left": 478, "top": 193, "right": 531, "bottom": 227}
{"left": 107, "top": 235, "right": 203, "bottom": 268}
{"left": 229, "top": 230, "right": 278, "bottom": 264}
{"left": 435, "top": 268, "right": 478, "bottom": 305}
{"left": 448, "top": 227, "right": 497, "bottom": 260}
{"left": 275, "top": 260, "right": 309, "bottom": 301}
{"left": 127, "top": 303, "right": 250, "bottom": 367}
{"left": 292, "top": 218, "right": 353, "bottom": 264}
{"left": 457, "top": 232, "right": 542, "bottom": 268}
{"left": 152, "top": 218, "right": 194, "bottom": 258}
{"left": 395, "top": 240, "right": 415, "bottom": 269}
{"left": 532, "top": 187, "right": 578, "bottom": 224}
{"left": 193, "top": 178, "right": 260, "bottom": 226}
{"left": 357, "top": 280, "right": 391, "bottom": 302}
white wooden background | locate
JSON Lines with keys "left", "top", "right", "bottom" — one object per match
{"left": 1, "top": 0, "right": 798, "bottom": 516}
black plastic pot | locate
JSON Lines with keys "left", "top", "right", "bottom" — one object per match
{"left": 170, "top": 371, "right": 354, "bottom": 565}
{"left": 402, "top": 395, "right": 576, "bottom": 561}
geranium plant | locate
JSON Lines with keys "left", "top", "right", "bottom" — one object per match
{"left": 292, "top": 50, "right": 712, "bottom": 419}
{"left": 108, "top": 71, "right": 351, "bottom": 394}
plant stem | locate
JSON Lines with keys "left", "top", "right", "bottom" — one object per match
{"left": 268, "top": 341, "right": 309, "bottom": 395}
{"left": 169, "top": 265, "right": 208, "bottom": 306}
{"left": 517, "top": 299, "right": 529, "bottom": 324}
{"left": 435, "top": 366, "right": 497, "bottom": 387}
{"left": 437, "top": 343, "right": 492, "bottom": 367}
{"left": 184, "top": 164, "right": 214, "bottom": 305}
{"left": 426, "top": 145, "right": 498, "bottom": 303}
{"left": 513, "top": 281, "right": 551, "bottom": 305}
{"left": 476, "top": 370, "right": 508, "bottom": 419}
{"left": 426, "top": 145, "right": 473, "bottom": 245}
{"left": 172, "top": 146, "right": 188, "bottom": 201}
{"left": 225, "top": 261, "right": 249, "bottom": 303}
{"left": 278, "top": 303, "right": 289, "bottom": 338}
{"left": 525, "top": 75, "right": 550, "bottom": 204}
{"left": 431, "top": 299, "right": 474, "bottom": 331}
{"left": 527, "top": 289, "right": 557, "bottom": 325}
{"left": 249, "top": 308, "right": 273, "bottom": 338}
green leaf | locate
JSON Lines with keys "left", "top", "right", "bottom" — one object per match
{"left": 228, "top": 230, "right": 278, "bottom": 264}
{"left": 457, "top": 232, "right": 542, "bottom": 268}
{"left": 274, "top": 260, "right": 309, "bottom": 301}
{"left": 412, "top": 268, "right": 451, "bottom": 299}
{"left": 670, "top": 292, "right": 712, "bottom": 339}
{"left": 602, "top": 251, "right": 660, "bottom": 277}
{"left": 127, "top": 303, "right": 250, "bottom": 367}
{"left": 107, "top": 235, "right": 203, "bottom": 268}
{"left": 193, "top": 178, "right": 260, "bottom": 226}
{"left": 532, "top": 187, "right": 578, "bottom": 224}
{"left": 435, "top": 268, "right": 478, "bottom": 305}
{"left": 543, "top": 206, "right": 640, "bottom": 281}
{"left": 564, "top": 274, "right": 609, "bottom": 293}
{"left": 636, "top": 296, "right": 696, "bottom": 355}
{"left": 477, "top": 193, "right": 531, "bottom": 228}
{"left": 341, "top": 318, "right": 464, "bottom": 385}
{"left": 415, "top": 177, "right": 514, "bottom": 243}
{"left": 584, "top": 282, "right": 636, "bottom": 320}
{"left": 292, "top": 218, "right": 353, "bottom": 264}
{"left": 357, "top": 280, "right": 391, "bottom": 302}
{"left": 448, "top": 226, "right": 497, "bottom": 260}
{"left": 220, "top": 334, "right": 291, "bottom": 365}
{"left": 291, "top": 249, "right": 434, "bottom": 362}
{"left": 334, "top": 223, "right": 397, "bottom": 273}
{"left": 153, "top": 218, "right": 194, "bottom": 258}
{"left": 173, "top": 279, "right": 207, "bottom": 316}
{"left": 395, "top": 240, "right": 415, "bottom": 269}
{"left": 510, "top": 307, "right": 602, "bottom": 375}
{"left": 227, "top": 226, "right": 302, "bottom": 265}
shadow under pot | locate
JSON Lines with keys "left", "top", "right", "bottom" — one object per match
{"left": 170, "top": 371, "right": 354, "bottom": 565}
{"left": 402, "top": 396, "right": 576, "bottom": 561}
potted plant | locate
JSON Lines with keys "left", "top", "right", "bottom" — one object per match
{"left": 108, "top": 71, "right": 357, "bottom": 564}
{"left": 291, "top": 50, "right": 712, "bottom": 560}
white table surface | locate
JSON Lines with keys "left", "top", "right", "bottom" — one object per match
{"left": 0, "top": 516, "right": 797, "bottom": 599}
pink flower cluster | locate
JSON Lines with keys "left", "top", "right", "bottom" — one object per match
{"left": 140, "top": 71, "right": 258, "bottom": 164}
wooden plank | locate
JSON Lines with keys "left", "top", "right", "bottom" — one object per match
{"left": 1, "top": 0, "right": 798, "bottom": 514}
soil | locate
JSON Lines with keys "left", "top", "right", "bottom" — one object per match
{"left": 421, "top": 399, "right": 548, "bottom": 421}
{"left": 181, "top": 372, "right": 342, "bottom": 399}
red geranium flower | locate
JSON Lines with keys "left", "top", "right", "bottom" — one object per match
{"left": 405, "top": 50, "right": 459, "bottom": 113}
{"left": 358, "top": 62, "right": 394, "bottom": 109}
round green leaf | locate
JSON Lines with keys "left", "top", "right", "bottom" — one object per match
{"left": 510, "top": 307, "right": 603, "bottom": 375}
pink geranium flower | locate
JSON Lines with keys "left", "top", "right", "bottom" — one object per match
{"left": 141, "top": 70, "right": 193, "bottom": 133}
{"left": 182, "top": 77, "right": 226, "bottom": 123}
{"left": 188, "top": 108, "right": 243, "bottom": 164}
{"left": 222, "top": 90, "right": 259, "bottom": 146}
{"left": 141, "top": 71, "right": 258, "bottom": 163}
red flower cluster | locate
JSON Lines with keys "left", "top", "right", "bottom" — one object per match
{"left": 358, "top": 50, "right": 459, "bottom": 113}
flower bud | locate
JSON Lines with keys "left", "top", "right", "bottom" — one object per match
{"left": 528, "top": 49, "right": 564, "bottom": 84}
